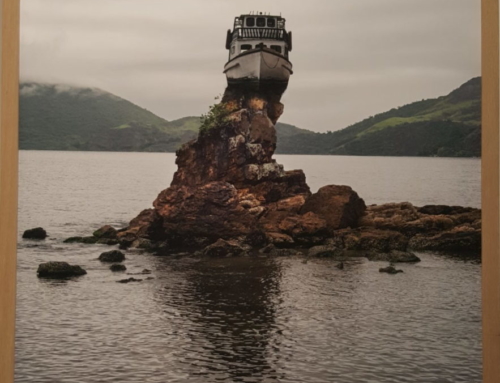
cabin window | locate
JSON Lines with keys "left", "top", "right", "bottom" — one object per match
{"left": 246, "top": 17, "right": 255, "bottom": 27}
{"left": 270, "top": 45, "right": 282, "bottom": 53}
{"left": 256, "top": 17, "right": 266, "bottom": 27}
{"left": 267, "top": 18, "right": 276, "bottom": 27}
{"left": 240, "top": 44, "right": 252, "bottom": 51}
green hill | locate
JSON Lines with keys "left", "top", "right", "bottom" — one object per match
{"left": 276, "top": 77, "right": 481, "bottom": 157}
{"left": 19, "top": 82, "right": 197, "bottom": 152}
{"left": 19, "top": 78, "right": 481, "bottom": 157}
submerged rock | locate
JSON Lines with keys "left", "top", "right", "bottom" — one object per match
{"left": 37, "top": 262, "right": 87, "bottom": 278}
{"left": 63, "top": 236, "right": 84, "bottom": 243}
{"left": 110, "top": 264, "right": 127, "bottom": 272}
{"left": 117, "top": 277, "right": 142, "bottom": 283}
{"left": 379, "top": 266, "right": 404, "bottom": 274}
{"left": 93, "top": 225, "right": 118, "bottom": 239}
{"left": 99, "top": 250, "right": 125, "bottom": 263}
{"left": 63, "top": 236, "right": 98, "bottom": 244}
{"left": 202, "top": 238, "right": 247, "bottom": 257}
{"left": 23, "top": 227, "right": 47, "bottom": 240}
{"left": 81, "top": 236, "right": 99, "bottom": 244}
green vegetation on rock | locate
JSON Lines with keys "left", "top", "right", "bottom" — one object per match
{"left": 199, "top": 97, "right": 231, "bottom": 134}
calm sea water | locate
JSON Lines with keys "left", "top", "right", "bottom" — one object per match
{"left": 16, "top": 151, "right": 482, "bottom": 383}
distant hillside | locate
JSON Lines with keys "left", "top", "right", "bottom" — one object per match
{"left": 277, "top": 77, "right": 481, "bottom": 157}
{"left": 19, "top": 78, "right": 481, "bottom": 157}
{"left": 19, "top": 83, "right": 197, "bottom": 152}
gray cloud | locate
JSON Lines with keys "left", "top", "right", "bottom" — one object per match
{"left": 20, "top": 0, "right": 480, "bottom": 132}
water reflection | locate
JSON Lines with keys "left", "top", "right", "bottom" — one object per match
{"left": 156, "top": 256, "right": 284, "bottom": 382}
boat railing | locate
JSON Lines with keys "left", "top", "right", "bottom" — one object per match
{"left": 233, "top": 28, "right": 287, "bottom": 41}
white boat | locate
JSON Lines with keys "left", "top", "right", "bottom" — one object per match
{"left": 223, "top": 13, "right": 293, "bottom": 93}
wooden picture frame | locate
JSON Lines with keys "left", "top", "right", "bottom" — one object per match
{"left": 0, "top": 0, "right": 19, "bottom": 382}
{"left": 0, "top": 1, "right": 497, "bottom": 382}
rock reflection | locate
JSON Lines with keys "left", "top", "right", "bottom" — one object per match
{"left": 157, "top": 256, "right": 284, "bottom": 382}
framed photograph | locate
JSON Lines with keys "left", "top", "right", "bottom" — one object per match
{"left": 1, "top": 1, "right": 499, "bottom": 382}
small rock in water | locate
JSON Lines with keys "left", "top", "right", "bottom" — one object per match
{"left": 37, "top": 261, "right": 87, "bottom": 278}
{"left": 336, "top": 262, "right": 344, "bottom": 270}
{"left": 110, "top": 264, "right": 127, "bottom": 272}
{"left": 81, "top": 236, "right": 99, "bottom": 244}
{"left": 93, "top": 225, "right": 118, "bottom": 239}
{"left": 379, "top": 266, "right": 403, "bottom": 274}
{"left": 99, "top": 250, "right": 126, "bottom": 263}
{"left": 64, "top": 236, "right": 98, "bottom": 244}
{"left": 117, "top": 277, "right": 142, "bottom": 284}
{"left": 23, "top": 227, "right": 47, "bottom": 240}
{"left": 63, "top": 236, "right": 83, "bottom": 243}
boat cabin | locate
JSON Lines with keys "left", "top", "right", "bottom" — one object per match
{"left": 225, "top": 12, "right": 292, "bottom": 61}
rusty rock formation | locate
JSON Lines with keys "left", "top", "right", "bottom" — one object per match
{"left": 116, "top": 88, "right": 366, "bottom": 251}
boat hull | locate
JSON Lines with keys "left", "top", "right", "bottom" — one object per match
{"left": 223, "top": 48, "right": 293, "bottom": 93}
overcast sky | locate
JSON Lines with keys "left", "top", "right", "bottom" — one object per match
{"left": 20, "top": 0, "right": 481, "bottom": 132}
